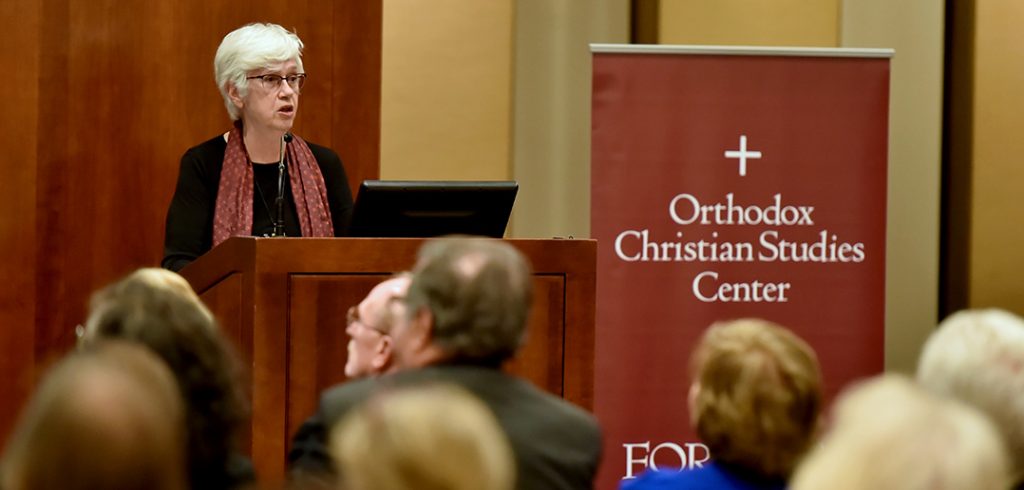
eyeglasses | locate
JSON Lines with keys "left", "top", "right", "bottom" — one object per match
{"left": 347, "top": 306, "right": 385, "bottom": 335}
{"left": 246, "top": 73, "right": 307, "bottom": 93}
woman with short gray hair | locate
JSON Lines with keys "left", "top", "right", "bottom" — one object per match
{"left": 163, "top": 23, "right": 353, "bottom": 272}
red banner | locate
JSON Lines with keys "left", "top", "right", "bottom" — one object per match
{"left": 590, "top": 46, "right": 890, "bottom": 490}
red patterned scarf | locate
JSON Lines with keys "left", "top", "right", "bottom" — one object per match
{"left": 212, "top": 123, "right": 334, "bottom": 246}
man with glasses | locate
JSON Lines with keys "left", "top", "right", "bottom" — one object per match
{"left": 343, "top": 274, "right": 411, "bottom": 379}
{"left": 289, "top": 238, "right": 602, "bottom": 490}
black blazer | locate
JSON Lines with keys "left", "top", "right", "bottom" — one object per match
{"left": 288, "top": 365, "right": 603, "bottom": 490}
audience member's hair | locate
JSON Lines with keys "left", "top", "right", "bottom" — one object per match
{"left": 405, "top": 237, "right": 533, "bottom": 364}
{"left": 331, "top": 384, "right": 515, "bottom": 490}
{"left": 1, "top": 341, "right": 187, "bottom": 490}
{"left": 917, "top": 307, "right": 1024, "bottom": 483}
{"left": 83, "top": 268, "right": 249, "bottom": 489}
{"left": 790, "top": 374, "right": 1009, "bottom": 490}
{"left": 689, "top": 318, "right": 822, "bottom": 478}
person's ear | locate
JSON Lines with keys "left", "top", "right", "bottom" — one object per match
{"left": 371, "top": 336, "right": 392, "bottom": 370}
{"left": 688, "top": 381, "right": 701, "bottom": 427}
{"left": 227, "top": 83, "right": 244, "bottom": 111}
{"left": 377, "top": 335, "right": 392, "bottom": 355}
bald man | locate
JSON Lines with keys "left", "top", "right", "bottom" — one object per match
{"left": 343, "top": 274, "right": 411, "bottom": 379}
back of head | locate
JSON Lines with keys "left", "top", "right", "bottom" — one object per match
{"left": 405, "top": 237, "right": 533, "bottom": 365}
{"left": 84, "top": 268, "right": 218, "bottom": 345}
{"left": 917, "top": 308, "right": 1024, "bottom": 480}
{"left": 790, "top": 374, "right": 1010, "bottom": 490}
{"left": 331, "top": 384, "right": 515, "bottom": 490}
{"left": 83, "top": 268, "right": 248, "bottom": 489}
{"left": 1, "top": 341, "right": 187, "bottom": 490}
{"left": 690, "top": 318, "right": 822, "bottom": 478}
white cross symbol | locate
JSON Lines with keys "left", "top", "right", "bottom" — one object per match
{"left": 724, "top": 135, "right": 763, "bottom": 177}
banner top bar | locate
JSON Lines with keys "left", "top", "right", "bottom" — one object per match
{"left": 590, "top": 43, "right": 894, "bottom": 58}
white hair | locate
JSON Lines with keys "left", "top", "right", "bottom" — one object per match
{"left": 791, "top": 374, "right": 1010, "bottom": 490}
{"left": 917, "top": 308, "right": 1024, "bottom": 480}
{"left": 214, "top": 23, "right": 305, "bottom": 120}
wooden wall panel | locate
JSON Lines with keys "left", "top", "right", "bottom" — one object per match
{"left": 0, "top": 0, "right": 40, "bottom": 440}
{"left": 33, "top": 0, "right": 73, "bottom": 377}
{"left": 332, "top": 2, "right": 383, "bottom": 190}
{"left": 658, "top": 0, "right": 840, "bottom": 46}
{"left": 198, "top": 273, "right": 246, "bottom": 354}
{"left": 287, "top": 275, "right": 387, "bottom": 444}
{"left": 1, "top": 0, "right": 381, "bottom": 445}
{"left": 379, "top": 0, "right": 512, "bottom": 181}
{"left": 505, "top": 275, "right": 566, "bottom": 394}
{"left": 964, "top": 1, "right": 1024, "bottom": 313}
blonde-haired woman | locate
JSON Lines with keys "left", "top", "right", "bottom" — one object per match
{"left": 624, "top": 318, "right": 823, "bottom": 490}
{"left": 83, "top": 268, "right": 251, "bottom": 490}
{"left": 331, "top": 383, "right": 515, "bottom": 490}
{"left": 790, "top": 374, "right": 1009, "bottom": 490}
{"left": 1, "top": 341, "right": 187, "bottom": 490}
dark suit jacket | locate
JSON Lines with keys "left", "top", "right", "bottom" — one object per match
{"left": 288, "top": 365, "right": 603, "bottom": 490}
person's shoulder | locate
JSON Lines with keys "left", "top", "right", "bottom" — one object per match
{"left": 303, "top": 139, "right": 342, "bottom": 165}
{"left": 423, "top": 366, "right": 601, "bottom": 434}
{"left": 621, "top": 468, "right": 691, "bottom": 490}
{"left": 510, "top": 372, "right": 600, "bottom": 426}
{"left": 184, "top": 134, "right": 228, "bottom": 159}
{"left": 224, "top": 452, "right": 256, "bottom": 487}
{"left": 621, "top": 466, "right": 721, "bottom": 490}
{"left": 180, "top": 134, "right": 228, "bottom": 175}
{"left": 319, "top": 376, "right": 378, "bottom": 423}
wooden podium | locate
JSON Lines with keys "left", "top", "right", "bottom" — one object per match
{"left": 179, "top": 237, "right": 596, "bottom": 481}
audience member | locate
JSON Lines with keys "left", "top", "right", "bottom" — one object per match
{"left": 917, "top": 308, "right": 1024, "bottom": 488}
{"left": 1, "top": 341, "right": 187, "bottom": 490}
{"left": 83, "top": 268, "right": 253, "bottom": 490}
{"left": 331, "top": 383, "right": 514, "bottom": 490}
{"left": 623, "top": 318, "right": 822, "bottom": 490}
{"left": 343, "top": 274, "right": 411, "bottom": 378}
{"left": 790, "top": 374, "right": 1009, "bottom": 490}
{"left": 289, "top": 237, "right": 602, "bottom": 490}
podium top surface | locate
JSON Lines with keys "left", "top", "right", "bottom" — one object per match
{"left": 180, "top": 237, "right": 597, "bottom": 288}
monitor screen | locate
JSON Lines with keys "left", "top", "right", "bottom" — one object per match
{"left": 348, "top": 180, "right": 518, "bottom": 238}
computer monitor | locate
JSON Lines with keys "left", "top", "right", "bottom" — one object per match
{"left": 348, "top": 180, "right": 518, "bottom": 238}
